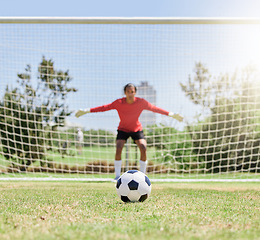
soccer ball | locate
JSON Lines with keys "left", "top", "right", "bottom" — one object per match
{"left": 116, "top": 170, "right": 151, "bottom": 202}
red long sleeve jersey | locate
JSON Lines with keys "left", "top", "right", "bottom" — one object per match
{"left": 90, "top": 97, "right": 169, "bottom": 132}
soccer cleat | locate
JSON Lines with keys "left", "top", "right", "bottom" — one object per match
{"left": 114, "top": 176, "right": 120, "bottom": 181}
{"left": 113, "top": 176, "right": 120, "bottom": 182}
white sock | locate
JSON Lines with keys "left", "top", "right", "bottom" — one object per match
{"left": 139, "top": 160, "right": 147, "bottom": 173}
{"left": 114, "top": 160, "right": 122, "bottom": 178}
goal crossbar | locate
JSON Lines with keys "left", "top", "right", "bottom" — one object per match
{"left": 1, "top": 17, "right": 260, "bottom": 24}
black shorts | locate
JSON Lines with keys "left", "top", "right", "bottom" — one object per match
{"left": 116, "top": 130, "right": 145, "bottom": 141}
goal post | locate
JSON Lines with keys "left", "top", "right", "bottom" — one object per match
{"left": 0, "top": 17, "right": 260, "bottom": 182}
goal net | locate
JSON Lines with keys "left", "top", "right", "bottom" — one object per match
{"left": 0, "top": 17, "right": 259, "bottom": 181}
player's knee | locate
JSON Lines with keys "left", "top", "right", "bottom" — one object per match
{"left": 116, "top": 141, "right": 124, "bottom": 151}
{"left": 139, "top": 143, "right": 147, "bottom": 152}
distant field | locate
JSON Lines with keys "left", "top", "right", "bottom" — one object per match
{"left": 1, "top": 147, "right": 259, "bottom": 182}
{"left": 0, "top": 182, "right": 259, "bottom": 240}
{"left": 0, "top": 146, "right": 156, "bottom": 166}
{"left": 48, "top": 146, "right": 157, "bottom": 164}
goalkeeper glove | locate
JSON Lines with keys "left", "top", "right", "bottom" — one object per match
{"left": 168, "top": 112, "right": 183, "bottom": 122}
{"left": 75, "top": 108, "right": 91, "bottom": 118}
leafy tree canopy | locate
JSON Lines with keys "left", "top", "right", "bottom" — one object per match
{"left": 0, "top": 56, "right": 77, "bottom": 168}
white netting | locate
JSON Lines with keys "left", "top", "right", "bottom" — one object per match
{"left": 0, "top": 18, "right": 259, "bottom": 181}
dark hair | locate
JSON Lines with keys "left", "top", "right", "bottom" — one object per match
{"left": 124, "top": 83, "right": 137, "bottom": 93}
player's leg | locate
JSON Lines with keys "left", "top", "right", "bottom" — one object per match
{"left": 115, "top": 139, "right": 126, "bottom": 160}
{"left": 114, "top": 139, "right": 125, "bottom": 179}
{"left": 114, "top": 130, "right": 128, "bottom": 179}
{"left": 134, "top": 134, "right": 147, "bottom": 173}
{"left": 135, "top": 139, "right": 147, "bottom": 161}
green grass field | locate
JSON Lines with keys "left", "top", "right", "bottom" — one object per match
{"left": 48, "top": 146, "right": 156, "bottom": 165}
{"left": 0, "top": 182, "right": 259, "bottom": 240}
{"left": 0, "top": 146, "right": 155, "bottom": 167}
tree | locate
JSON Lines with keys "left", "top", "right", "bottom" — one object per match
{"left": 0, "top": 56, "right": 77, "bottom": 170}
{"left": 181, "top": 62, "right": 260, "bottom": 173}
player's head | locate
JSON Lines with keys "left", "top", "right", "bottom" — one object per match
{"left": 124, "top": 83, "right": 137, "bottom": 93}
{"left": 124, "top": 83, "right": 136, "bottom": 101}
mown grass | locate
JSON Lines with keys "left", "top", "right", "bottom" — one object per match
{"left": 47, "top": 146, "right": 156, "bottom": 164}
{"left": 0, "top": 172, "right": 259, "bottom": 180}
{"left": 0, "top": 182, "right": 259, "bottom": 240}
{"left": 0, "top": 146, "right": 155, "bottom": 166}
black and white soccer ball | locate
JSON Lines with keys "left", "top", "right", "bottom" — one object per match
{"left": 116, "top": 170, "right": 151, "bottom": 202}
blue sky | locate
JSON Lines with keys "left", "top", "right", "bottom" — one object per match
{"left": 1, "top": 0, "right": 260, "bottom": 132}
{"left": 1, "top": 0, "right": 260, "bottom": 17}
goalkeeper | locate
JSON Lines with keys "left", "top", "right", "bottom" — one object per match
{"left": 75, "top": 83, "right": 183, "bottom": 180}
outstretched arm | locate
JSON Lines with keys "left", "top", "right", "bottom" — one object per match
{"left": 75, "top": 101, "right": 117, "bottom": 118}
{"left": 143, "top": 99, "right": 183, "bottom": 122}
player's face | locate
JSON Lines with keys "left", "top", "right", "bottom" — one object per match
{"left": 125, "top": 86, "right": 136, "bottom": 100}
